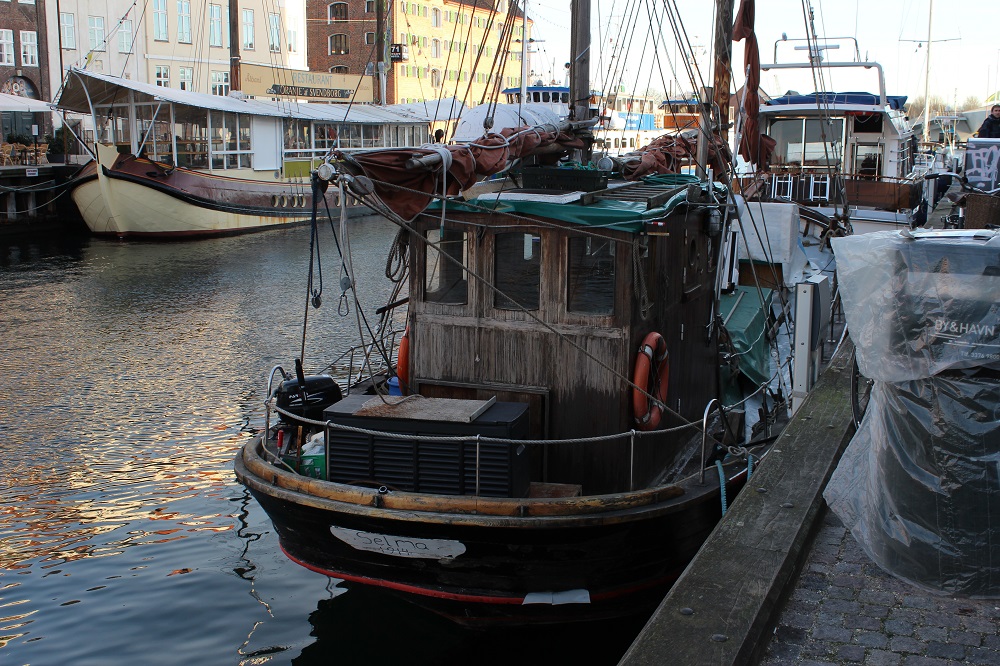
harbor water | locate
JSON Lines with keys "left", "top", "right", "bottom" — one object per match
{"left": 0, "top": 219, "right": 646, "bottom": 665}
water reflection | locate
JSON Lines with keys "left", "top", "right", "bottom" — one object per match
{"left": 0, "top": 218, "right": 639, "bottom": 665}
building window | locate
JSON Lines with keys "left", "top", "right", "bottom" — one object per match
{"left": 155, "top": 65, "right": 170, "bottom": 87}
{"left": 20, "top": 31, "right": 37, "bottom": 66}
{"left": 211, "top": 71, "right": 230, "bottom": 96}
{"left": 118, "top": 20, "right": 133, "bottom": 53}
{"left": 179, "top": 66, "right": 193, "bottom": 90}
{"left": 209, "top": 4, "right": 223, "bottom": 47}
{"left": 87, "top": 17, "right": 105, "bottom": 51}
{"left": 242, "top": 9, "right": 254, "bottom": 49}
{"left": 177, "top": 0, "right": 191, "bottom": 43}
{"left": 365, "top": 0, "right": 374, "bottom": 11}
{"left": 330, "top": 66, "right": 348, "bottom": 74}
{"left": 328, "top": 2, "right": 347, "bottom": 22}
{"left": 430, "top": 69, "right": 440, "bottom": 87}
{"left": 268, "top": 13, "right": 280, "bottom": 52}
{"left": 153, "top": 0, "right": 168, "bottom": 40}
{"left": 365, "top": 32, "right": 375, "bottom": 45}
{"left": 60, "top": 13, "right": 76, "bottom": 50}
{"left": 432, "top": 7, "right": 441, "bottom": 26}
{"left": 431, "top": 39, "right": 440, "bottom": 58}
{"left": 287, "top": 29, "right": 297, "bottom": 53}
{"left": 0, "top": 31, "right": 14, "bottom": 65}
{"left": 329, "top": 34, "right": 348, "bottom": 55}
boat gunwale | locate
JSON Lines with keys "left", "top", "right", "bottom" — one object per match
{"left": 235, "top": 436, "right": 746, "bottom": 527}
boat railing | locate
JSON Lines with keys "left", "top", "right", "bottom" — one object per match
{"left": 266, "top": 400, "right": 708, "bottom": 494}
{"left": 318, "top": 325, "right": 406, "bottom": 394}
{"left": 741, "top": 171, "right": 922, "bottom": 208}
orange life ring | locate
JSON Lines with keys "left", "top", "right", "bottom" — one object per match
{"left": 632, "top": 332, "right": 669, "bottom": 430}
{"left": 396, "top": 327, "right": 410, "bottom": 395}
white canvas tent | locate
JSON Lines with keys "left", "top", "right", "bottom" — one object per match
{"left": 0, "top": 92, "right": 52, "bottom": 113}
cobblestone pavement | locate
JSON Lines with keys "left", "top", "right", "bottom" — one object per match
{"left": 759, "top": 511, "right": 1000, "bottom": 666}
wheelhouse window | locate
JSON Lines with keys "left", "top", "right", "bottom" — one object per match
{"left": 768, "top": 117, "right": 843, "bottom": 168}
{"left": 567, "top": 236, "right": 615, "bottom": 314}
{"left": 424, "top": 228, "right": 468, "bottom": 304}
{"left": 495, "top": 232, "right": 541, "bottom": 310}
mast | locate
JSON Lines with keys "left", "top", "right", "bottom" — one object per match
{"left": 922, "top": 0, "right": 933, "bottom": 145}
{"left": 519, "top": 0, "right": 529, "bottom": 103}
{"left": 712, "top": 0, "right": 735, "bottom": 146}
{"left": 229, "top": 0, "right": 241, "bottom": 91}
{"left": 569, "top": 0, "right": 591, "bottom": 162}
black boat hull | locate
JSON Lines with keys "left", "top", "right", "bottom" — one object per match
{"left": 236, "top": 439, "right": 750, "bottom": 625}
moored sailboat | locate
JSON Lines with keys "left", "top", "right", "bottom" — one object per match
{"left": 55, "top": 69, "right": 439, "bottom": 238}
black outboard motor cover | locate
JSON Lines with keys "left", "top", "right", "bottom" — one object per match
{"left": 274, "top": 375, "right": 343, "bottom": 422}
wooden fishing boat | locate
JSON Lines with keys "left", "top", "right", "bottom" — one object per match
{"left": 234, "top": 0, "right": 799, "bottom": 627}
{"left": 234, "top": 130, "right": 786, "bottom": 624}
{"left": 54, "top": 69, "right": 435, "bottom": 238}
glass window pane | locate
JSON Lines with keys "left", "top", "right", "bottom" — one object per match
{"left": 768, "top": 118, "right": 804, "bottom": 167}
{"left": 568, "top": 236, "right": 615, "bottom": 314}
{"left": 425, "top": 228, "right": 468, "bottom": 304}
{"left": 803, "top": 118, "right": 843, "bottom": 166}
{"left": 495, "top": 232, "right": 540, "bottom": 310}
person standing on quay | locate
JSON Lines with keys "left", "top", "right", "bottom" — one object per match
{"left": 977, "top": 105, "right": 1000, "bottom": 138}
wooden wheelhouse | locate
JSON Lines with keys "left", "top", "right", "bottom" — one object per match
{"left": 403, "top": 189, "right": 722, "bottom": 494}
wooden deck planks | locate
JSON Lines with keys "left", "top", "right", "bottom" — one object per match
{"left": 619, "top": 341, "right": 856, "bottom": 666}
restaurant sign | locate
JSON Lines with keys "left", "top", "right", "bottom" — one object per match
{"left": 240, "top": 64, "right": 374, "bottom": 102}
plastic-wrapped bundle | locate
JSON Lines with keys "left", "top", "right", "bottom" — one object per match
{"left": 825, "top": 369, "right": 1000, "bottom": 596}
{"left": 833, "top": 230, "right": 1000, "bottom": 382}
{"left": 828, "top": 230, "right": 1000, "bottom": 597}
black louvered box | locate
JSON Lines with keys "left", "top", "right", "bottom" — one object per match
{"left": 322, "top": 394, "right": 530, "bottom": 498}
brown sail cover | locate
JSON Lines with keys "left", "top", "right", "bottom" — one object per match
{"left": 621, "top": 133, "right": 732, "bottom": 181}
{"left": 733, "top": 0, "right": 775, "bottom": 167}
{"left": 338, "top": 127, "right": 584, "bottom": 220}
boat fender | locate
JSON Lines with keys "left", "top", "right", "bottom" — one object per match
{"left": 632, "top": 331, "right": 669, "bottom": 430}
{"left": 396, "top": 327, "right": 410, "bottom": 395}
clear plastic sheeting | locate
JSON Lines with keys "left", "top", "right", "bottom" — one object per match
{"left": 826, "top": 370, "right": 1000, "bottom": 596}
{"left": 832, "top": 230, "right": 1000, "bottom": 382}
{"left": 827, "top": 229, "right": 1000, "bottom": 597}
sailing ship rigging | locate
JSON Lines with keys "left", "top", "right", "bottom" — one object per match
{"left": 232, "top": 0, "right": 838, "bottom": 626}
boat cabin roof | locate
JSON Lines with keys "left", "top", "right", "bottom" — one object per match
{"left": 764, "top": 92, "right": 907, "bottom": 111}
{"left": 56, "top": 68, "right": 438, "bottom": 125}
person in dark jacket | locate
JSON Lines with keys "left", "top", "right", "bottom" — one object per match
{"left": 977, "top": 105, "right": 1000, "bottom": 138}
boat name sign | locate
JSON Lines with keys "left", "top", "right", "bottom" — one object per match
{"left": 330, "top": 525, "right": 467, "bottom": 560}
